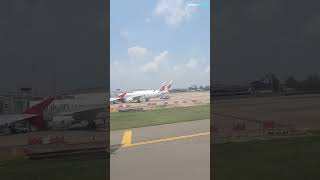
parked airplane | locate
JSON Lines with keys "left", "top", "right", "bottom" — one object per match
{"left": 0, "top": 98, "right": 54, "bottom": 133}
{"left": 160, "top": 81, "right": 173, "bottom": 99}
{"left": 110, "top": 92, "right": 127, "bottom": 104}
{"left": 123, "top": 81, "right": 173, "bottom": 103}
{"left": 162, "top": 81, "right": 173, "bottom": 94}
{"left": 42, "top": 93, "right": 108, "bottom": 130}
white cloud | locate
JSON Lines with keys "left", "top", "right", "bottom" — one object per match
{"left": 173, "top": 65, "right": 182, "bottom": 71}
{"left": 185, "top": 58, "right": 199, "bottom": 68}
{"left": 141, "top": 50, "right": 168, "bottom": 72}
{"left": 111, "top": 53, "right": 209, "bottom": 90}
{"left": 154, "top": 50, "right": 169, "bottom": 63}
{"left": 169, "top": 58, "right": 209, "bottom": 88}
{"left": 173, "top": 58, "right": 200, "bottom": 72}
{"left": 128, "top": 46, "right": 148, "bottom": 59}
{"left": 153, "top": 0, "right": 198, "bottom": 26}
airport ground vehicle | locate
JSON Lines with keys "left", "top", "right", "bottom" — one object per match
{"left": 160, "top": 94, "right": 170, "bottom": 99}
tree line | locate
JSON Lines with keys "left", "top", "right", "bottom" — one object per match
{"left": 188, "top": 85, "right": 210, "bottom": 91}
{"left": 250, "top": 73, "right": 320, "bottom": 92}
{"left": 286, "top": 74, "right": 320, "bottom": 91}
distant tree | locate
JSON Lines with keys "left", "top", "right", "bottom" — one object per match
{"left": 301, "top": 74, "right": 320, "bottom": 91}
{"left": 194, "top": 85, "right": 198, "bottom": 90}
{"left": 285, "top": 76, "right": 299, "bottom": 89}
{"left": 250, "top": 81, "right": 266, "bottom": 91}
{"left": 271, "top": 75, "right": 280, "bottom": 92}
{"left": 188, "top": 84, "right": 199, "bottom": 91}
{"left": 199, "top": 85, "right": 204, "bottom": 90}
{"left": 200, "top": 85, "right": 210, "bottom": 91}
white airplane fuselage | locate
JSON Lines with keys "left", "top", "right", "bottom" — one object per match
{"left": 124, "top": 90, "right": 162, "bottom": 102}
{"left": 30, "top": 93, "right": 108, "bottom": 129}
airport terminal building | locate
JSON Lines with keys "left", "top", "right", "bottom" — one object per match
{"left": 0, "top": 95, "right": 29, "bottom": 115}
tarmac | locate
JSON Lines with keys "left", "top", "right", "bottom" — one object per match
{"left": 0, "top": 130, "right": 108, "bottom": 160}
{"left": 110, "top": 91, "right": 210, "bottom": 111}
{"left": 110, "top": 119, "right": 210, "bottom": 180}
{"left": 0, "top": 130, "right": 108, "bottom": 147}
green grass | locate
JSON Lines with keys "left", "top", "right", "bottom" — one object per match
{"left": 110, "top": 105, "right": 210, "bottom": 130}
{"left": 0, "top": 157, "right": 108, "bottom": 180}
{"left": 213, "top": 135, "right": 320, "bottom": 180}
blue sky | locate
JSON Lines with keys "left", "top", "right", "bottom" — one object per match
{"left": 111, "top": 0, "right": 210, "bottom": 90}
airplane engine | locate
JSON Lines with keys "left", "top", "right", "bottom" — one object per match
{"left": 50, "top": 116, "right": 74, "bottom": 128}
{"left": 125, "top": 97, "right": 134, "bottom": 103}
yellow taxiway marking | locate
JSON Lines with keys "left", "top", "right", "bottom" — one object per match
{"left": 121, "top": 130, "right": 133, "bottom": 147}
{"left": 121, "top": 130, "right": 210, "bottom": 148}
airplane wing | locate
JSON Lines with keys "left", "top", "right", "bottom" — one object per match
{"left": 54, "top": 107, "right": 107, "bottom": 121}
{"left": 50, "top": 107, "right": 108, "bottom": 129}
{"left": 110, "top": 97, "right": 120, "bottom": 102}
{"left": 0, "top": 114, "right": 38, "bottom": 127}
{"left": 132, "top": 95, "right": 144, "bottom": 100}
{"left": 126, "top": 95, "right": 145, "bottom": 102}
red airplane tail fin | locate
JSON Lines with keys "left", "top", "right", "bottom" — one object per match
{"left": 116, "top": 92, "right": 127, "bottom": 103}
{"left": 24, "top": 97, "right": 55, "bottom": 115}
{"left": 117, "top": 92, "right": 127, "bottom": 98}
{"left": 164, "top": 81, "right": 173, "bottom": 93}
{"left": 159, "top": 82, "right": 167, "bottom": 92}
{"left": 24, "top": 97, "right": 54, "bottom": 130}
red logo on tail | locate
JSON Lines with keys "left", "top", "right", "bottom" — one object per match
{"left": 24, "top": 97, "right": 55, "bottom": 130}
{"left": 24, "top": 98, "right": 55, "bottom": 115}
{"left": 117, "top": 92, "right": 127, "bottom": 99}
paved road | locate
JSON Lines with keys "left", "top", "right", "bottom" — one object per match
{"left": 0, "top": 130, "right": 108, "bottom": 147}
{"left": 110, "top": 119, "right": 210, "bottom": 180}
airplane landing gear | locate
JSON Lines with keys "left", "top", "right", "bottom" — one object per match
{"left": 87, "top": 120, "right": 96, "bottom": 129}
